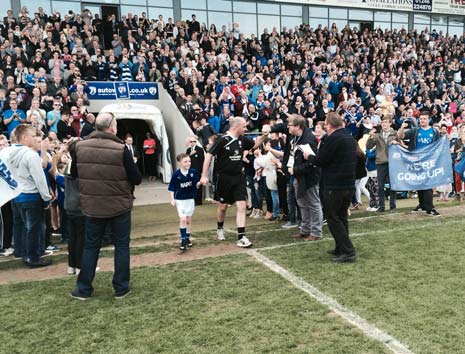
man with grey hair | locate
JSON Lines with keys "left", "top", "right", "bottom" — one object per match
{"left": 80, "top": 113, "right": 95, "bottom": 138}
{"left": 201, "top": 117, "right": 265, "bottom": 248}
{"left": 70, "top": 112, "right": 142, "bottom": 300}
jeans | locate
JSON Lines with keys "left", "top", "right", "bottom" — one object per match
{"left": 277, "top": 172, "right": 289, "bottom": 216}
{"left": 294, "top": 181, "right": 323, "bottom": 237}
{"left": 12, "top": 200, "right": 25, "bottom": 258}
{"left": 16, "top": 200, "right": 44, "bottom": 263}
{"left": 59, "top": 207, "right": 69, "bottom": 242}
{"left": 355, "top": 176, "right": 370, "bottom": 204}
{"left": 68, "top": 214, "right": 85, "bottom": 269}
{"left": 77, "top": 211, "right": 131, "bottom": 296}
{"left": 256, "top": 177, "right": 272, "bottom": 212}
{"left": 323, "top": 189, "right": 356, "bottom": 256}
{"left": 270, "top": 189, "right": 280, "bottom": 217}
{"left": 42, "top": 208, "right": 52, "bottom": 252}
{"left": 286, "top": 177, "right": 300, "bottom": 224}
{"left": 376, "top": 164, "right": 396, "bottom": 210}
{"left": 246, "top": 174, "right": 260, "bottom": 209}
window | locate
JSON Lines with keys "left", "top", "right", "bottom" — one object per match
{"left": 258, "top": 15, "right": 280, "bottom": 34}
{"left": 0, "top": 0, "right": 11, "bottom": 15}
{"left": 233, "top": 13, "right": 257, "bottom": 36}
{"left": 349, "top": 10, "right": 372, "bottom": 21}
{"left": 329, "top": 19, "right": 348, "bottom": 31}
{"left": 147, "top": 0, "right": 173, "bottom": 7}
{"left": 349, "top": 21, "right": 361, "bottom": 30}
{"left": 414, "top": 14, "right": 430, "bottom": 24}
{"left": 374, "top": 22, "right": 391, "bottom": 31}
{"left": 309, "top": 6, "right": 327, "bottom": 18}
{"left": 309, "top": 17, "right": 327, "bottom": 29}
{"left": 233, "top": 1, "right": 256, "bottom": 13}
{"left": 121, "top": 0, "right": 146, "bottom": 5}
{"left": 329, "top": 8, "right": 347, "bottom": 19}
{"left": 392, "top": 12, "right": 408, "bottom": 22}
{"left": 392, "top": 23, "right": 408, "bottom": 31}
{"left": 374, "top": 12, "right": 391, "bottom": 22}
{"left": 121, "top": 6, "right": 148, "bottom": 17}
{"left": 208, "top": 0, "right": 232, "bottom": 12}
{"left": 281, "top": 16, "right": 301, "bottom": 31}
{"left": 448, "top": 26, "right": 464, "bottom": 37}
{"left": 20, "top": 0, "right": 51, "bottom": 14}
{"left": 148, "top": 7, "right": 174, "bottom": 22}
{"left": 51, "top": 1, "right": 82, "bottom": 16}
{"left": 181, "top": 0, "right": 206, "bottom": 9}
{"left": 413, "top": 24, "right": 430, "bottom": 31}
{"left": 207, "top": 11, "right": 232, "bottom": 29}
{"left": 281, "top": 5, "right": 302, "bottom": 17}
{"left": 181, "top": 9, "right": 207, "bottom": 24}
{"left": 431, "top": 16, "right": 447, "bottom": 25}
{"left": 449, "top": 17, "right": 464, "bottom": 27}
{"left": 257, "top": 3, "right": 279, "bottom": 15}
{"left": 431, "top": 25, "right": 447, "bottom": 34}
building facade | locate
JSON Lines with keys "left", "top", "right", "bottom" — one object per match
{"left": 2, "top": 0, "right": 464, "bottom": 36}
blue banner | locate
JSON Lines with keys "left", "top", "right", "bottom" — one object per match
{"left": 389, "top": 137, "right": 453, "bottom": 191}
{"left": 87, "top": 81, "right": 159, "bottom": 100}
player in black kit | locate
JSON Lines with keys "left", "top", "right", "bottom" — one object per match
{"left": 201, "top": 117, "right": 266, "bottom": 247}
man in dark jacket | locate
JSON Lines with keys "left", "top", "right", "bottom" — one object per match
{"left": 79, "top": 113, "right": 95, "bottom": 138}
{"left": 69, "top": 112, "right": 142, "bottom": 300}
{"left": 186, "top": 136, "right": 205, "bottom": 205}
{"left": 315, "top": 112, "right": 357, "bottom": 262}
{"left": 288, "top": 115, "right": 323, "bottom": 240}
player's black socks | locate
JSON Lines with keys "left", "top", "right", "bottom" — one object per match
{"left": 238, "top": 227, "right": 245, "bottom": 240}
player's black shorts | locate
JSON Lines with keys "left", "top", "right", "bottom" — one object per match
{"left": 215, "top": 173, "right": 247, "bottom": 204}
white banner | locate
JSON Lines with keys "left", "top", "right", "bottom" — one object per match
{"left": 0, "top": 147, "right": 22, "bottom": 207}
{"left": 279, "top": 0, "right": 412, "bottom": 11}
{"left": 279, "top": 0, "right": 454, "bottom": 14}
{"left": 434, "top": 0, "right": 465, "bottom": 15}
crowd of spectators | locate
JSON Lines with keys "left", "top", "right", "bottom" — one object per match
{"left": 0, "top": 4, "right": 464, "bottom": 262}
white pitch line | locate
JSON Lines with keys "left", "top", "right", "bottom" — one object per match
{"left": 227, "top": 217, "right": 462, "bottom": 242}
{"left": 250, "top": 251, "right": 415, "bottom": 354}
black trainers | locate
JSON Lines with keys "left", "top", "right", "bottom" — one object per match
{"left": 70, "top": 288, "right": 90, "bottom": 301}
{"left": 332, "top": 253, "right": 357, "bottom": 263}
{"left": 426, "top": 209, "right": 441, "bottom": 217}
{"left": 412, "top": 206, "right": 425, "bottom": 213}
{"left": 187, "top": 239, "right": 193, "bottom": 248}
{"left": 180, "top": 239, "right": 187, "bottom": 251}
{"left": 115, "top": 289, "right": 131, "bottom": 299}
{"left": 25, "top": 258, "right": 52, "bottom": 268}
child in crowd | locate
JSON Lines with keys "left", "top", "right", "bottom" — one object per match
{"left": 168, "top": 153, "right": 201, "bottom": 251}
{"left": 55, "top": 162, "right": 67, "bottom": 246}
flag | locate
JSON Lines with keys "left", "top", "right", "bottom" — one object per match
{"left": 0, "top": 146, "right": 22, "bottom": 207}
{"left": 389, "top": 137, "right": 453, "bottom": 191}
{"left": 454, "top": 157, "right": 465, "bottom": 182}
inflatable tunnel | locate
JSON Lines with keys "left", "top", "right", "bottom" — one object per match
{"left": 100, "top": 103, "right": 173, "bottom": 183}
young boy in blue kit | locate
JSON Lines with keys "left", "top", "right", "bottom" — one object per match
{"left": 168, "top": 153, "right": 201, "bottom": 250}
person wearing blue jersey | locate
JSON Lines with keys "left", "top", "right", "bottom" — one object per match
{"left": 168, "top": 153, "right": 201, "bottom": 251}
{"left": 398, "top": 110, "right": 441, "bottom": 216}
